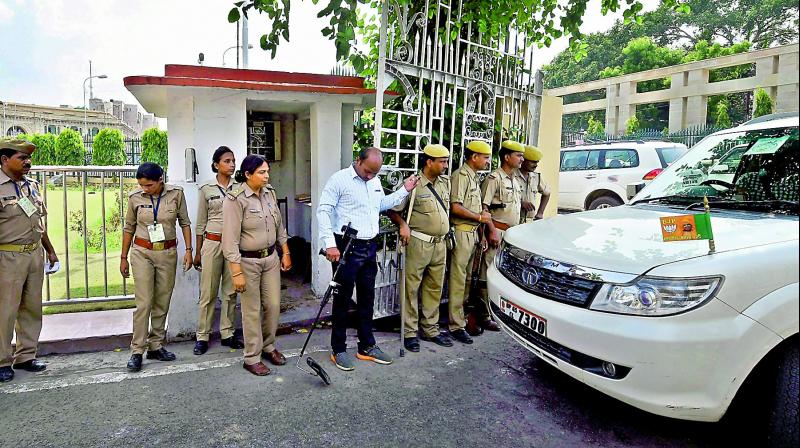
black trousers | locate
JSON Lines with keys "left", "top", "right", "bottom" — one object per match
{"left": 330, "top": 234, "right": 378, "bottom": 354}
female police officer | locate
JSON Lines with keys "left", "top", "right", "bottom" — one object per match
{"left": 120, "top": 162, "right": 192, "bottom": 372}
{"left": 222, "top": 155, "right": 291, "bottom": 376}
{"left": 193, "top": 146, "right": 243, "bottom": 355}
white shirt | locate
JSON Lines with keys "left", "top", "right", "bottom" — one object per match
{"left": 317, "top": 165, "right": 409, "bottom": 249}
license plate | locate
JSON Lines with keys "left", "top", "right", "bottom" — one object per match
{"left": 683, "top": 175, "right": 701, "bottom": 186}
{"left": 500, "top": 297, "right": 547, "bottom": 337}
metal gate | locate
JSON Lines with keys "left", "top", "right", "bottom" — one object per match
{"left": 371, "top": 0, "right": 543, "bottom": 318}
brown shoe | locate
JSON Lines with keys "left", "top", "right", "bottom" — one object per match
{"left": 482, "top": 320, "right": 501, "bottom": 332}
{"left": 243, "top": 361, "right": 271, "bottom": 376}
{"left": 262, "top": 349, "right": 287, "bottom": 366}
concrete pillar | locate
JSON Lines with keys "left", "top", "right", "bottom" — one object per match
{"left": 165, "top": 94, "right": 195, "bottom": 182}
{"left": 605, "top": 84, "right": 618, "bottom": 135}
{"left": 310, "top": 100, "right": 343, "bottom": 296}
{"left": 684, "top": 69, "right": 709, "bottom": 128}
{"left": 535, "top": 96, "right": 562, "bottom": 217}
{"left": 668, "top": 72, "right": 687, "bottom": 132}
{"left": 341, "top": 104, "right": 355, "bottom": 168}
{"left": 776, "top": 52, "right": 799, "bottom": 113}
{"left": 615, "top": 81, "right": 636, "bottom": 134}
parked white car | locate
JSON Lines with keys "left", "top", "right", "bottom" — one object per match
{"left": 559, "top": 141, "right": 687, "bottom": 211}
{"left": 489, "top": 115, "right": 799, "bottom": 445}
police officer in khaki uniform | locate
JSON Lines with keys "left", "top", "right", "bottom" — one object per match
{"left": 193, "top": 146, "right": 243, "bottom": 355}
{"left": 447, "top": 140, "right": 492, "bottom": 344}
{"left": 0, "top": 138, "right": 59, "bottom": 383}
{"left": 479, "top": 140, "right": 525, "bottom": 330}
{"left": 121, "top": 162, "right": 193, "bottom": 372}
{"left": 387, "top": 144, "right": 452, "bottom": 352}
{"left": 222, "top": 154, "right": 291, "bottom": 376}
{"left": 518, "top": 145, "right": 551, "bottom": 223}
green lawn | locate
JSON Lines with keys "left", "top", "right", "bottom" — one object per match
{"left": 39, "top": 185, "right": 136, "bottom": 308}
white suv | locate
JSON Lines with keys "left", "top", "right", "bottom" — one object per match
{"left": 490, "top": 115, "right": 799, "bottom": 445}
{"left": 559, "top": 141, "right": 687, "bottom": 211}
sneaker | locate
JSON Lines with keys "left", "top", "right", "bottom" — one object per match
{"left": 331, "top": 351, "right": 356, "bottom": 371}
{"left": 357, "top": 346, "right": 393, "bottom": 365}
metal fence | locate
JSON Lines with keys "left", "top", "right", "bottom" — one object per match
{"left": 562, "top": 125, "right": 724, "bottom": 149}
{"left": 30, "top": 166, "right": 137, "bottom": 306}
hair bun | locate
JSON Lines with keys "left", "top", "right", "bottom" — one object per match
{"left": 234, "top": 169, "right": 246, "bottom": 183}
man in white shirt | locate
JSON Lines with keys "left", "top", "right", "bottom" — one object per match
{"left": 317, "top": 147, "right": 419, "bottom": 371}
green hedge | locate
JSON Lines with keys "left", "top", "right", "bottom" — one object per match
{"left": 92, "top": 128, "right": 126, "bottom": 165}
{"left": 56, "top": 129, "right": 86, "bottom": 166}
{"left": 141, "top": 128, "right": 168, "bottom": 168}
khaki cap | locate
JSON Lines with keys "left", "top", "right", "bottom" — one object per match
{"left": 524, "top": 145, "right": 543, "bottom": 161}
{"left": 501, "top": 140, "right": 524, "bottom": 153}
{"left": 423, "top": 144, "right": 450, "bottom": 158}
{"left": 0, "top": 138, "right": 36, "bottom": 155}
{"left": 465, "top": 140, "right": 491, "bottom": 155}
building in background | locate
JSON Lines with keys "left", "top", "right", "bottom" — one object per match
{"left": 0, "top": 99, "right": 158, "bottom": 139}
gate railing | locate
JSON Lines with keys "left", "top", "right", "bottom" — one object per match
{"left": 371, "top": 0, "right": 543, "bottom": 317}
{"left": 29, "top": 166, "right": 137, "bottom": 306}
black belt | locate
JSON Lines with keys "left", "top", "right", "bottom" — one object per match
{"left": 239, "top": 245, "right": 276, "bottom": 259}
{"left": 334, "top": 234, "right": 377, "bottom": 246}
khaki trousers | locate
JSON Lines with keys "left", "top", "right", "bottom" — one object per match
{"left": 403, "top": 236, "right": 446, "bottom": 338}
{"left": 130, "top": 246, "right": 177, "bottom": 354}
{"left": 0, "top": 248, "right": 44, "bottom": 367}
{"left": 479, "top": 229, "right": 506, "bottom": 321}
{"left": 196, "top": 240, "right": 237, "bottom": 341}
{"left": 240, "top": 252, "right": 281, "bottom": 365}
{"left": 447, "top": 229, "right": 478, "bottom": 331}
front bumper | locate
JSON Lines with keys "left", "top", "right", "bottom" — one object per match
{"left": 487, "top": 263, "right": 781, "bottom": 422}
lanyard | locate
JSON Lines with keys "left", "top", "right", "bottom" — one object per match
{"left": 149, "top": 193, "right": 163, "bottom": 224}
{"left": 13, "top": 180, "right": 36, "bottom": 200}
{"left": 216, "top": 185, "right": 228, "bottom": 197}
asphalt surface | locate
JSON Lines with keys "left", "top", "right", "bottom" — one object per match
{"left": 0, "top": 325, "right": 762, "bottom": 448}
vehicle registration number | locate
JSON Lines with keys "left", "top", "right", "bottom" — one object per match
{"left": 500, "top": 297, "right": 547, "bottom": 337}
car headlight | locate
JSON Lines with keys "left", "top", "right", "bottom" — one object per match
{"left": 590, "top": 276, "right": 723, "bottom": 316}
{"left": 494, "top": 241, "right": 507, "bottom": 269}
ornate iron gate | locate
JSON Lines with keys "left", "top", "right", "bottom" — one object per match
{"left": 371, "top": 0, "right": 543, "bottom": 318}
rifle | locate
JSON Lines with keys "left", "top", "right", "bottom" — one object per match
{"left": 464, "top": 203, "right": 505, "bottom": 336}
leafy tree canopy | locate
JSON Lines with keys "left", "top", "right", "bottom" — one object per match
{"left": 92, "top": 129, "right": 127, "bottom": 166}
{"left": 55, "top": 129, "right": 86, "bottom": 166}
{"left": 141, "top": 128, "right": 168, "bottom": 168}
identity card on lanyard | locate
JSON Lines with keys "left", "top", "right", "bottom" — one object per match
{"left": 15, "top": 181, "right": 37, "bottom": 217}
{"left": 147, "top": 193, "right": 166, "bottom": 242}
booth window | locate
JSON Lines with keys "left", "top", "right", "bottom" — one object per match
{"left": 247, "top": 112, "right": 281, "bottom": 161}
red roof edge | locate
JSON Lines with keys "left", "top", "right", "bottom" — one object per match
{"left": 164, "top": 64, "right": 366, "bottom": 89}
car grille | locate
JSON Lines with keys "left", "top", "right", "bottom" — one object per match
{"left": 497, "top": 245, "right": 602, "bottom": 307}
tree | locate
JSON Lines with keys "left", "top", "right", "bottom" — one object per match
{"left": 586, "top": 115, "right": 605, "bottom": 137}
{"left": 625, "top": 115, "right": 640, "bottom": 135}
{"left": 92, "top": 128, "right": 126, "bottom": 166}
{"left": 753, "top": 88, "right": 774, "bottom": 118}
{"left": 55, "top": 129, "right": 86, "bottom": 166}
{"left": 544, "top": 0, "right": 797, "bottom": 90}
{"left": 227, "top": 0, "right": 689, "bottom": 66}
{"left": 141, "top": 128, "right": 168, "bottom": 168}
{"left": 714, "top": 101, "right": 732, "bottom": 128}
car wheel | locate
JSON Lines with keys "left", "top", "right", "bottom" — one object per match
{"left": 768, "top": 342, "right": 799, "bottom": 448}
{"left": 588, "top": 195, "right": 623, "bottom": 210}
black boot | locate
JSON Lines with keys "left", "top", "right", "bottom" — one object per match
{"left": 220, "top": 337, "right": 245, "bottom": 349}
{"left": 193, "top": 340, "right": 209, "bottom": 355}
{"left": 127, "top": 354, "right": 143, "bottom": 372}
{"left": 0, "top": 366, "right": 14, "bottom": 382}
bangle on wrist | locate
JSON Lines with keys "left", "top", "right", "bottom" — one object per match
{"left": 121, "top": 256, "right": 128, "bottom": 260}
{"left": 231, "top": 271, "right": 243, "bottom": 278}
{"left": 186, "top": 248, "right": 193, "bottom": 252}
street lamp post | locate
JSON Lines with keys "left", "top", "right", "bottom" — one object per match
{"left": 222, "top": 44, "right": 253, "bottom": 68}
{"left": 83, "top": 74, "right": 108, "bottom": 139}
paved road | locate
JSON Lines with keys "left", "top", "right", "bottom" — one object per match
{"left": 0, "top": 327, "right": 758, "bottom": 448}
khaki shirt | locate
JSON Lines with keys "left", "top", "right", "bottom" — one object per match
{"left": 0, "top": 169, "right": 46, "bottom": 245}
{"left": 449, "top": 164, "right": 482, "bottom": 227}
{"left": 222, "top": 183, "right": 288, "bottom": 264}
{"left": 196, "top": 179, "right": 239, "bottom": 235}
{"left": 481, "top": 167, "right": 522, "bottom": 227}
{"left": 392, "top": 174, "right": 450, "bottom": 237}
{"left": 123, "top": 184, "right": 191, "bottom": 240}
{"left": 517, "top": 170, "right": 551, "bottom": 221}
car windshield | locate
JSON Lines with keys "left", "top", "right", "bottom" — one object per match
{"left": 633, "top": 125, "right": 800, "bottom": 214}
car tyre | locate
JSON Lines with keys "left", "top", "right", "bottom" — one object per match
{"left": 768, "top": 341, "right": 799, "bottom": 448}
{"left": 588, "top": 195, "right": 623, "bottom": 210}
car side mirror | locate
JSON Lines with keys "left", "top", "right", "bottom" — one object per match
{"left": 627, "top": 182, "right": 645, "bottom": 200}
